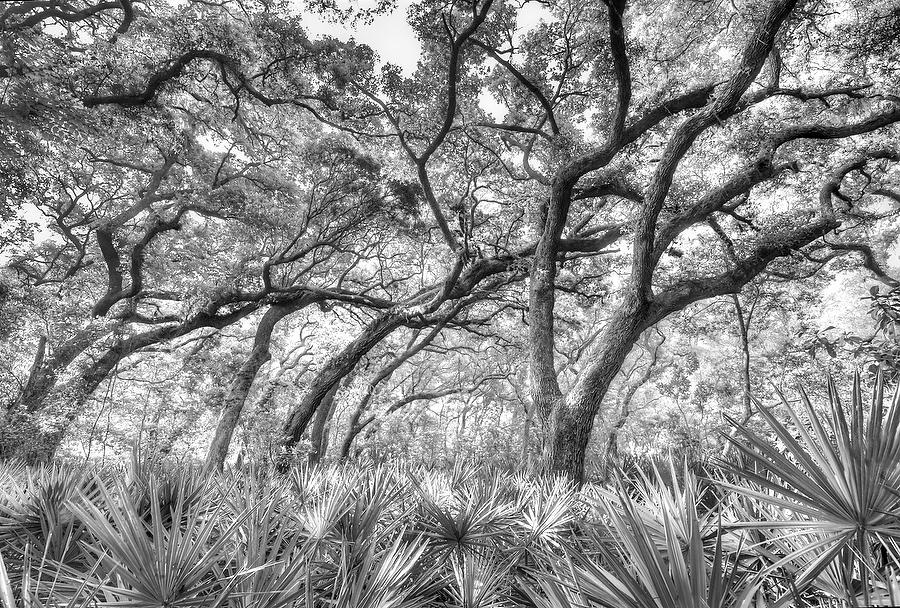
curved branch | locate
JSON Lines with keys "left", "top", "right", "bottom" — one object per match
{"left": 828, "top": 242, "right": 900, "bottom": 288}
{"left": 470, "top": 38, "right": 560, "bottom": 135}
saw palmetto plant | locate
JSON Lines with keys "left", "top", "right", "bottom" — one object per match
{"left": 519, "top": 465, "right": 759, "bottom": 608}
{"left": 721, "top": 372, "right": 900, "bottom": 605}
{"left": 0, "top": 375, "right": 898, "bottom": 608}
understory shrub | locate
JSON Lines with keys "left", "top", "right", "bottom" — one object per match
{"left": 0, "top": 373, "right": 898, "bottom": 608}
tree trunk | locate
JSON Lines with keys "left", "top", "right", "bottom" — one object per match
{"left": 205, "top": 304, "right": 302, "bottom": 470}
{"left": 10, "top": 297, "right": 265, "bottom": 460}
{"left": 26, "top": 334, "right": 136, "bottom": 460}
{"left": 734, "top": 294, "right": 752, "bottom": 420}
{"left": 16, "top": 325, "right": 110, "bottom": 412}
{"left": 339, "top": 413, "right": 366, "bottom": 460}
{"left": 336, "top": 316, "right": 456, "bottom": 460}
{"left": 20, "top": 302, "right": 263, "bottom": 460}
{"left": 545, "top": 299, "right": 648, "bottom": 482}
{"left": 281, "top": 311, "right": 405, "bottom": 452}
{"left": 722, "top": 293, "right": 753, "bottom": 458}
{"left": 16, "top": 335, "right": 47, "bottom": 409}
{"left": 307, "top": 383, "right": 339, "bottom": 465}
{"left": 520, "top": 399, "right": 533, "bottom": 468}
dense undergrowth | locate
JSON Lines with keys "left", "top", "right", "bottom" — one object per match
{"left": 0, "top": 375, "right": 899, "bottom": 608}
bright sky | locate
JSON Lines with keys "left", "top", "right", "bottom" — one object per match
{"left": 302, "top": 0, "right": 422, "bottom": 74}
{"left": 302, "top": 0, "right": 550, "bottom": 75}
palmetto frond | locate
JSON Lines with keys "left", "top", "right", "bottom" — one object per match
{"left": 0, "top": 464, "right": 100, "bottom": 567}
{"left": 413, "top": 474, "right": 517, "bottom": 558}
{"left": 68, "top": 474, "right": 250, "bottom": 608}
{"left": 449, "top": 550, "right": 513, "bottom": 608}
{"left": 721, "top": 372, "right": 900, "bottom": 600}
{"left": 518, "top": 477, "right": 577, "bottom": 551}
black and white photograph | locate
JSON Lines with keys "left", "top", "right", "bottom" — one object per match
{"left": 1, "top": 0, "right": 900, "bottom": 605}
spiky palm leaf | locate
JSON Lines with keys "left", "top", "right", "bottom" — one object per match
{"left": 328, "top": 535, "right": 436, "bottom": 608}
{"left": 413, "top": 474, "right": 517, "bottom": 558}
{"left": 448, "top": 550, "right": 513, "bottom": 608}
{"left": 589, "top": 462, "right": 727, "bottom": 563}
{"left": 721, "top": 373, "right": 900, "bottom": 602}
{"left": 517, "top": 477, "right": 577, "bottom": 553}
{"left": 0, "top": 465, "right": 100, "bottom": 567}
{"left": 67, "top": 474, "right": 250, "bottom": 608}
{"left": 523, "top": 473, "right": 759, "bottom": 608}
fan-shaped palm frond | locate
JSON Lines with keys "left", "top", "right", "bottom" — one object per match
{"left": 0, "top": 465, "right": 100, "bottom": 567}
{"left": 523, "top": 474, "right": 759, "bottom": 608}
{"left": 68, "top": 474, "right": 250, "bottom": 608}
{"left": 721, "top": 372, "right": 900, "bottom": 603}
{"left": 413, "top": 474, "right": 517, "bottom": 558}
{"left": 448, "top": 550, "right": 513, "bottom": 608}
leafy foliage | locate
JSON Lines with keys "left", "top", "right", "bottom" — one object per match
{"left": 0, "top": 374, "right": 899, "bottom": 607}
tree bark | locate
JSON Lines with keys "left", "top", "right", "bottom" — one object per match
{"left": 544, "top": 296, "right": 650, "bottom": 481}
{"left": 205, "top": 302, "right": 306, "bottom": 470}
{"left": 307, "top": 383, "right": 339, "bottom": 465}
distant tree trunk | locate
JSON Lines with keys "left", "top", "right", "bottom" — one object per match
{"left": 520, "top": 399, "right": 533, "bottom": 468}
{"left": 15, "top": 337, "right": 131, "bottom": 461}
{"left": 733, "top": 294, "right": 752, "bottom": 420}
{"left": 722, "top": 293, "right": 754, "bottom": 458}
{"left": 280, "top": 310, "right": 407, "bottom": 454}
{"left": 205, "top": 303, "right": 306, "bottom": 470}
{"left": 337, "top": 312, "right": 457, "bottom": 460}
{"left": 307, "top": 384, "right": 339, "bottom": 465}
{"left": 16, "top": 335, "right": 47, "bottom": 408}
{"left": 602, "top": 332, "right": 667, "bottom": 476}
{"left": 18, "top": 302, "right": 264, "bottom": 461}
{"left": 15, "top": 326, "right": 109, "bottom": 412}
{"left": 157, "top": 407, "right": 204, "bottom": 456}
{"left": 339, "top": 410, "right": 365, "bottom": 459}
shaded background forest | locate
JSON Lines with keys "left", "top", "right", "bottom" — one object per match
{"left": 1, "top": 0, "right": 900, "bottom": 481}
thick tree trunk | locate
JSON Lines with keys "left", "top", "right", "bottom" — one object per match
{"left": 16, "top": 325, "right": 110, "bottom": 412}
{"left": 8, "top": 349, "right": 127, "bottom": 462}
{"left": 205, "top": 346, "right": 272, "bottom": 469}
{"left": 545, "top": 299, "right": 648, "bottom": 482}
{"left": 205, "top": 304, "right": 303, "bottom": 470}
